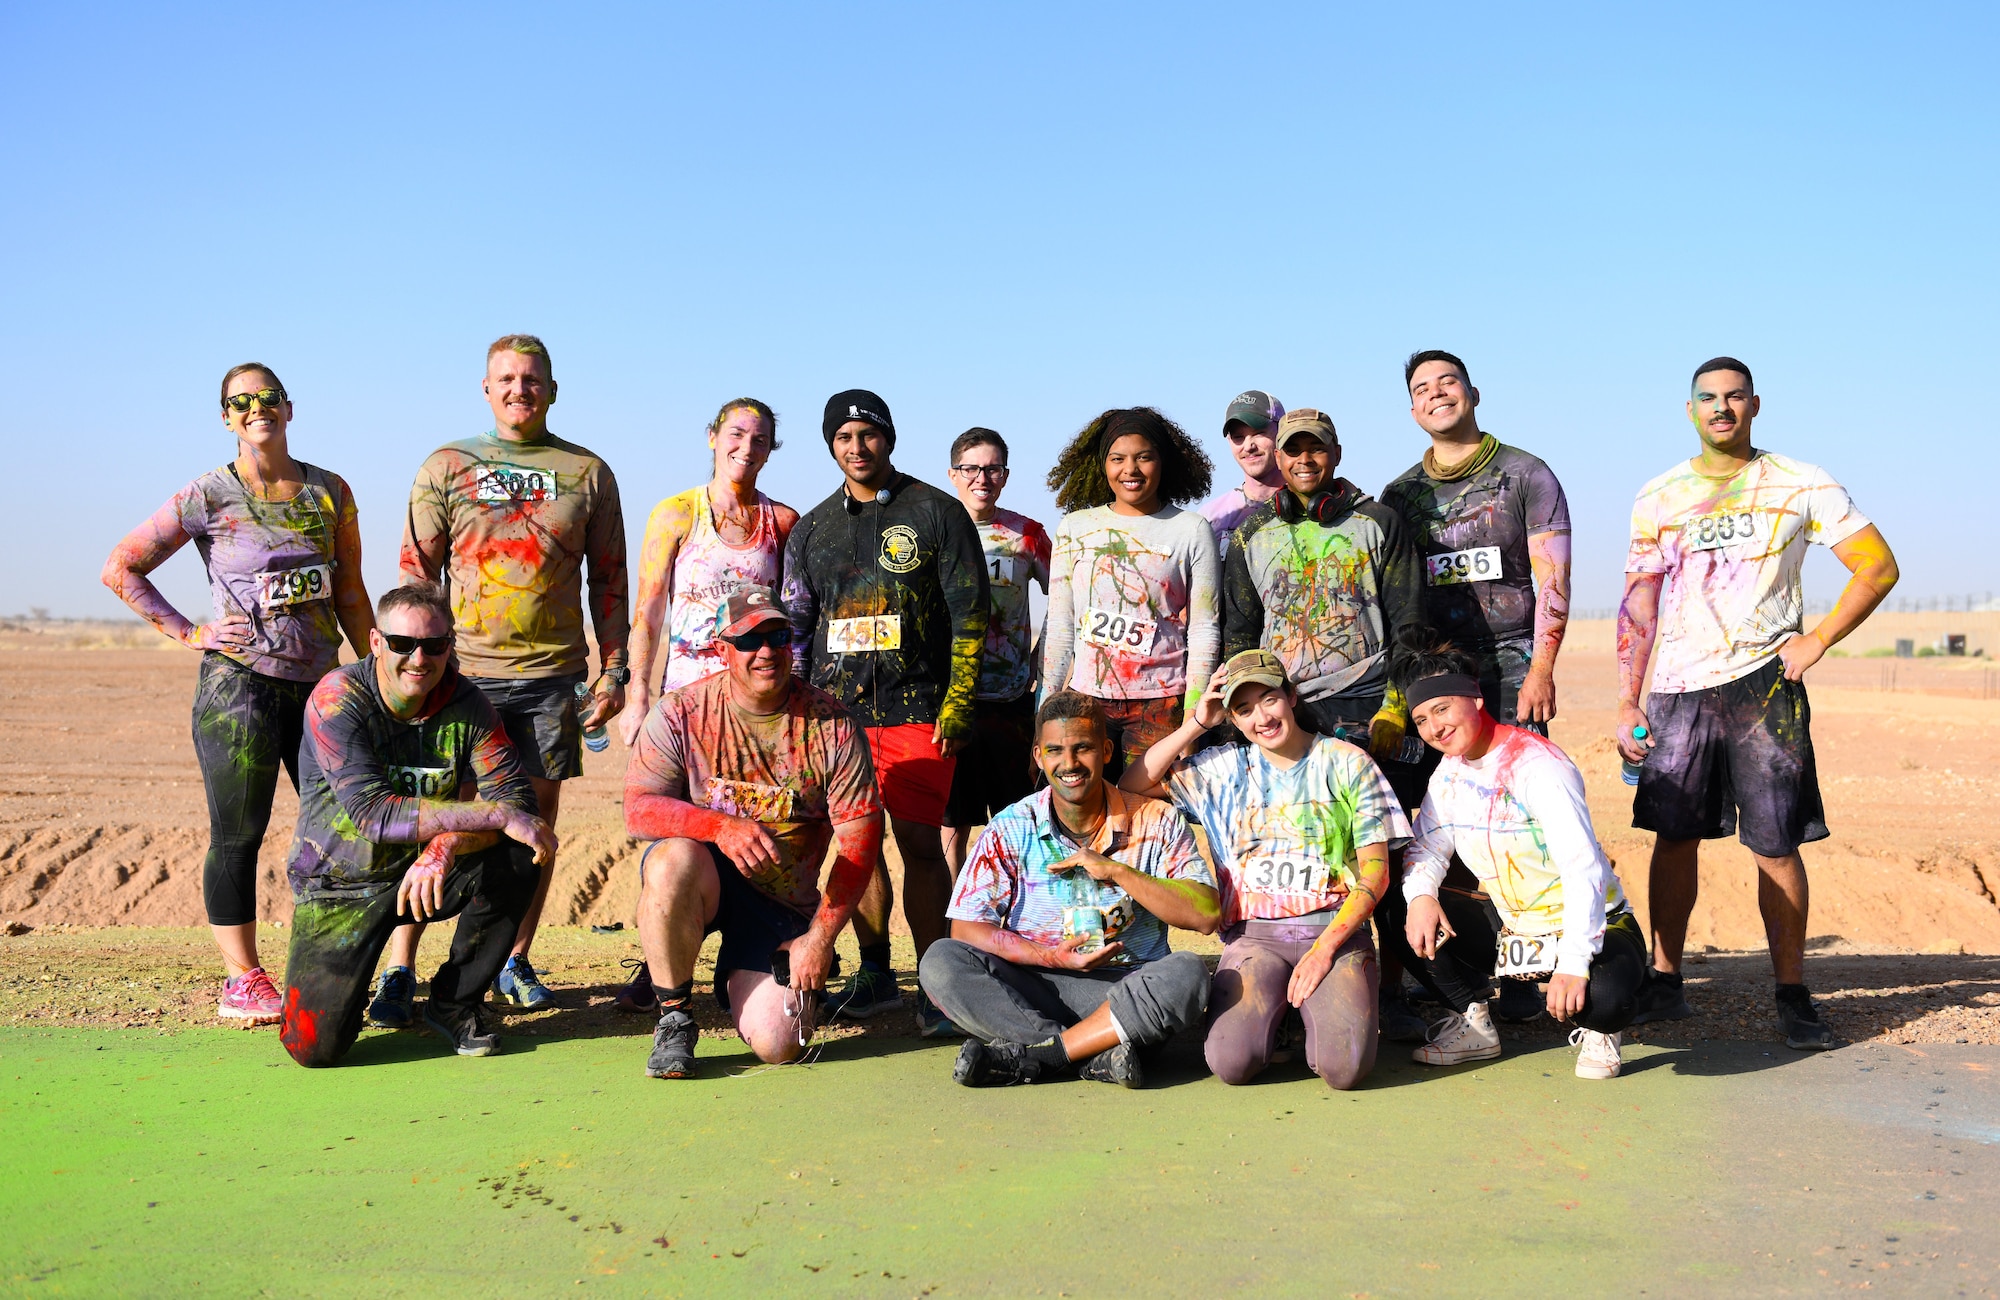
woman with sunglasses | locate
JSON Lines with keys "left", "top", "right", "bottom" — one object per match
{"left": 1041, "top": 407, "right": 1220, "bottom": 781}
{"left": 103, "top": 362, "right": 373, "bottom": 1024}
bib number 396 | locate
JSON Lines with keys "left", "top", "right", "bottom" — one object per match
{"left": 258, "top": 564, "right": 332, "bottom": 609}
{"left": 1493, "top": 930, "right": 1557, "bottom": 978}
{"left": 1082, "top": 607, "right": 1155, "bottom": 654}
{"left": 1426, "top": 546, "right": 1501, "bottom": 586}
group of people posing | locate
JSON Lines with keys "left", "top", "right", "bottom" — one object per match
{"left": 105, "top": 337, "right": 1900, "bottom": 1089}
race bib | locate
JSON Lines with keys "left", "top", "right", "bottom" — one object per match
{"left": 1493, "top": 929, "right": 1558, "bottom": 978}
{"left": 705, "top": 777, "right": 797, "bottom": 823}
{"left": 1081, "top": 607, "right": 1155, "bottom": 654}
{"left": 473, "top": 464, "right": 559, "bottom": 504}
{"left": 1238, "top": 852, "right": 1336, "bottom": 897}
{"left": 384, "top": 765, "right": 456, "bottom": 798}
{"left": 1425, "top": 546, "right": 1502, "bottom": 586}
{"left": 258, "top": 563, "right": 333, "bottom": 609}
{"left": 987, "top": 554, "right": 1024, "bottom": 588}
{"left": 1682, "top": 509, "right": 1761, "bottom": 553}
{"left": 1062, "top": 898, "right": 1134, "bottom": 951}
{"left": 828, "top": 614, "right": 902, "bottom": 652}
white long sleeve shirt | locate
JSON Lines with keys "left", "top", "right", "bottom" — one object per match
{"left": 1042, "top": 503, "right": 1220, "bottom": 709}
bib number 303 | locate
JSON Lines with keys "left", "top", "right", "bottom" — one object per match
{"left": 1426, "top": 546, "right": 1501, "bottom": 586}
{"left": 1081, "top": 607, "right": 1155, "bottom": 654}
{"left": 1683, "top": 509, "right": 1760, "bottom": 553}
{"left": 1493, "top": 930, "right": 1557, "bottom": 978}
{"left": 258, "top": 564, "right": 333, "bottom": 609}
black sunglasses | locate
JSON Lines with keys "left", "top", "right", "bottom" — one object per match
{"left": 224, "top": 387, "right": 288, "bottom": 413}
{"left": 721, "top": 627, "right": 791, "bottom": 652}
{"left": 381, "top": 632, "right": 454, "bottom": 656}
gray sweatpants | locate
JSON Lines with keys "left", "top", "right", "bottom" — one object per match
{"left": 918, "top": 939, "right": 1209, "bottom": 1050}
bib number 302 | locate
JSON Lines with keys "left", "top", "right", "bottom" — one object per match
{"left": 1082, "top": 607, "right": 1155, "bottom": 654}
{"left": 1426, "top": 546, "right": 1501, "bottom": 586}
{"left": 1493, "top": 930, "right": 1557, "bottom": 978}
{"left": 258, "top": 564, "right": 333, "bottom": 609}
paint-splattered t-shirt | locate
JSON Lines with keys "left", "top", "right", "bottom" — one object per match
{"left": 1199, "top": 484, "right": 1279, "bottom": 562}
{"left": 288, "top": 658, "right": 537, "bottom": 900}
{"left": 1043, "top": 504, "right": 1221, "bottom": 709}
{"left": 780, "top": 473, "right": 989, "bottom": 739}
{"left": 401, "top": 431, "right": 630, "bottom": 680}
{"left": 659, "top": 486, "right": 786, "bottom": 693}
{"left": 1222, "top": 481, "right": 1423, "bottom": 707}
{"left": 1380, "top": 441, "right": 1570, "bottom": 652}
{"left": 970, "top": 508, "right": 1051, "bottom": 702}
{"left": 1168, "top": 735, "right": 1411, "bottom": 926}
{"left": 947, "top": 786, "right": 1212, "bottom": 965}
{"left": 1403, "top": 726, "right": 1626, "bottom": 977}
{"left": 171, "top": 462, "right": 355, "bottom": 682}
{"left": 626, "top": 674, "right": 880, "bottom": 915}
{"left": 1626, "top": 450, "right": 1870, "bottom": 694}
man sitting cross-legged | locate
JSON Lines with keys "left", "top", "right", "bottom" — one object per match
{"left": 918, "top": 691, "right": 1220, "bottom": 1089}
{"left": 624, "top": 585, "right": 883, "bottom": 1078}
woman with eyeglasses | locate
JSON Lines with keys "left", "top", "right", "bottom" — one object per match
{"left": 103, "top": 362, "right": 373, "bottom": 1024}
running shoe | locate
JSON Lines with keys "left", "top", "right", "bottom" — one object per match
{"left": 646, "top": 1006, "right": 700, "bottom": 1079}
{"left": 1631, "top": 972, "right": 1693, "bottom": 1024}
{"left": 951, "top": 1039, "right": 1046, "bottom": 1087}
{"left": 915, "top": 992, "right": 965, "bottom": 1039}
{"left": 1571, "top": 1027, "right": 1623, "bottom": 1079}
{"left": 1775, "top": 984, "right": 1835, "bottom": 1051}
{"left": 1077, "top": 1041, "right": 1145, "bottom": 1089}
{"left": 217, "top": 967, "right": 283, "bottom": 1024}
{"left": 366, "top": 965, "right": 416, "bottom": 1029}
{"left": 1494, "top": 978, "right": 1546, "bottom": 1023}
{"left": 1378, "top": 986, "right": 1429, "bottom": 1043}
{"left": 824, "top": 962, "right": 904, "bottom": 1020}
{"left": 613, "top": 957, "right": 657, "bottom": 1014}
{"left": 1412, "top": 1001, "right": 1502, "bottom": 1066}
{"left": 422, "top": 1001, "right": 500, "bottom": 1057}
{"left": 492, "top": 955, "right": 554, "bottom": 1009}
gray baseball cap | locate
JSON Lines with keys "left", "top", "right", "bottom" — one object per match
{"left": 1223, "top": 390, "right": 1285, "bottom": 434}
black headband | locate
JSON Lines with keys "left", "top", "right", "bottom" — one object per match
{"left": 1405, "top": 673, "right": 1483, "bottom": 709}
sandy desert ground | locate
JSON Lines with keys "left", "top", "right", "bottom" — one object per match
{"left": 4, "top": 615, "right": 1999, "bottom": 1044}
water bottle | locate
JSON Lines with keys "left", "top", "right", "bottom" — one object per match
{"left": 575, "top": 681, "right": 610, "bottom": 753}
{"left": 1620, "top": 725, "right": 1649, "bottom": 786}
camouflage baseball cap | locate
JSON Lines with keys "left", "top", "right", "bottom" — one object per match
{"left": 1219, "top": 647, "right": 1289, "bottom": 708}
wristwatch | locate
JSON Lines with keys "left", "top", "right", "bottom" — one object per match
{"left": 600, "top": 665, "right": 631, "bottom": 686}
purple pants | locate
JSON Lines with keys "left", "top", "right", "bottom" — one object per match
{"left": 1205, "top": 917, "right": 1379, "bottom": 1090}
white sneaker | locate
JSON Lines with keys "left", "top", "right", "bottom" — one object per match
{"left": 1571, "top": 1027, "right": 1622, "bottom": 1079}
{"left": 1412, "top": 1000, "right": 1502, "bottom": 1066}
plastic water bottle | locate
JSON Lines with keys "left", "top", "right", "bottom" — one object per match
{"left": 1620, "top": 726, "right": 1649, "bottom": 786}
{"left": 575, "top": 682, "right": 609, "bottom": 753}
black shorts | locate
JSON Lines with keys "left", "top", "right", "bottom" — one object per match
{"left": 1470, "top": 637, "right": 1547, "bottom": 737}
{"left": 639, "top": 842, "right": 827, "bottom": 1008}
{"left": 468, "top": 673, "right": 585, "bottom": 782}
{"left": 1633, "top": 656, "right": 1827, "bottom": 857}
{"left": 942, "top": 694, "right": 1038, "bottom": 828}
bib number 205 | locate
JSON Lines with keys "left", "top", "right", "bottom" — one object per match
{"left": 1082, "top": 607, "right": 1155, "bottom": 654}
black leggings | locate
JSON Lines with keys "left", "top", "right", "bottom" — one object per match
{"left": 1408, "top": 891, "right": 1646, "bottom": 1034}
{"left": 191, "top": 653, "right": 314, "bottom": 927}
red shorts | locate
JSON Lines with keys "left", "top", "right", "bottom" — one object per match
{"left": 865, "top": 722, "right": 957, "bottom": 827}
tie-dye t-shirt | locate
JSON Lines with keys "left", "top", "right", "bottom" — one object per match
{"left": 401, "top": 431, "right": 630, "bottom": 680}
{"left": 1199, "top": 485, "right": 1277, "bottom": 561}
{"left": 171, "top": 463, "right": 355, "bottom": 682}
{"left": 1626, "top": 451, "right": 1870, "bottom": 694}
{"left": 1402, "top": 726, "right": 1627, "bottom": 977}
{"left": 971, "top": 508, "right": 1052, "bottom": 702}
{"left": 1221, "top": 482, "right": 1423, "bottom": 706}
{"left": 1043, "top": 504, "right": 1221, "bottom": 708}
{"left": 946, "top": 785, "right": 1212, "bottom": 965}
{"left": 660, "top": 487, "right": 785, "bottom": 693}
{"left": 626, "top": 674, "right": 881, "bottom": 915}
{"left": 1167, "top": 735, "right": 1411, "bottom": 925}
{"left": 1380, "top": 442, "right": 1570, "bottom": 652}
{"left": 288, "top": 658, "right": 538, "bottom": 900}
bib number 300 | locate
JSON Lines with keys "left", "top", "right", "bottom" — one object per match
{"left": 258, "top": 564, "right": 332, "bottom": 609}
{"left": 1082, "top": 607, "right": 1155, "bottom": 654}
{"left": 1493, "top": 930, "right": 1557, "bottom": 978}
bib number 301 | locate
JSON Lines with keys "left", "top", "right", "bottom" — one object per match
{"left": 1426, "top": 546, "right": 1501, "bottom": 586}
{"left": 258, "top": 564, "right": 333, "bottom": 609}
{"left": 1082, "top": 607, "right": 1155, "bottom": 654}
{"left": 1493, "top": 930, "right": 1557, "bottom": 978}
{"left": 1239, "top": 853, "right": 1333, "bottom": 897}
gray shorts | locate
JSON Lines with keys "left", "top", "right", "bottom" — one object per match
{"left": 468, "top": 672, "right": 585, "bottom": 782}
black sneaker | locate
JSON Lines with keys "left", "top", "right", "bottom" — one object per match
{"left": 1775, "top": 985, "right": 1834, "bottom": 1051}
{"left": 1077, "top": 1042, "right": 1145, "bottom": 1089}
{"left": 422, "top": 1001, "right": 500, "bottom": 1057}
{"left": 1630, "top": 972, "right": 1694, "bottom": 1025}
{"left": 1494, "top": 979, "right": 1545, "bottom": 1024}
{"left": 614, "top": 958, "right": 658, "bottom": 1015}
{"left": 951, "top": 1039, "right": 1046, "bottom": 1087}
{"left": 646, "top": 1006, "right": 699, "bottom": 1079}
{"left": 1379, "top": 988, "right": 1429, "bottom": 1043}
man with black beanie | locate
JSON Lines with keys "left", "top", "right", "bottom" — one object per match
{"left": 781, "top": 389, "right": 989, "bottom": 1035}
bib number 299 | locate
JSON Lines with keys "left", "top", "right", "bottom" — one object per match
{"left": 258, "top": 564, "right": 332, "bottom": 609}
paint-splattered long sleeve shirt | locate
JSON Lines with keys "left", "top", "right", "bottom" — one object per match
{"left": 400, "top": 431, "right": 630, "bottom": 680}
{"left": 778, "top": 473, "right": 989, "bottom": 739}
{"left": 1222, "top": 480, "right": 1423, "bottom": 708}
{"left": 1041, "top": 504, "right": 1221, "bottom": 710}
{"left": 287, "top": 658, "right": 538, "bottom": 900}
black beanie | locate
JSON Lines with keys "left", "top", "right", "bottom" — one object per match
{"left": 823, "top": 389, "right": 896, "bottom": 448}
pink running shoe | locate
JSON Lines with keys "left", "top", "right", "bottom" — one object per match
{"left": 218, "top": 967, "right": 283, "bottom": 1024}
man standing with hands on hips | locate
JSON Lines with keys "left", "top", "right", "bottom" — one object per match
{"left": 781, "top": 390, "right": 989, "bottom": 1033}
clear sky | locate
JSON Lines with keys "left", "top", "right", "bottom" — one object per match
{"left": 4, "top": 4, "right": 1993, "bottom": 620}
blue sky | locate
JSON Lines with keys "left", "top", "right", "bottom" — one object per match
{"left": 3, "top": 3, "right": 1993, "bottom": 619}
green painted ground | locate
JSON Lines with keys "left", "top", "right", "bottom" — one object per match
{"left": 4, "top": 1025, "right": 1997, "bottom": 1296}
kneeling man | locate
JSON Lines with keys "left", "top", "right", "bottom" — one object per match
{"left": 919, "top": 691, "right": 1219, "bottom": 1089}
{"left": 625, "top": 586, "right": 882, "bottom": 1078}
{"left": 281, "top": 581, "right": 555, "bottom": 1067}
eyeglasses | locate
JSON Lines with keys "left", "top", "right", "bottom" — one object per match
{"left": 381, "top": 632, "right": 454, "bottom": 656}
{"left": 224, "top": 388, "right": 288, "bottom": 414}
{"left": 951, "top": 464, "right": 1010, "bottom": 480}
{"left": 721, "top": 627, "right": 791, "bottom": 652}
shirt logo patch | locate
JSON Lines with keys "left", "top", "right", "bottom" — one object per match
{"left": 879, "top": 525, "right": 922, "bottom": 574}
